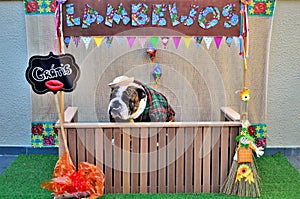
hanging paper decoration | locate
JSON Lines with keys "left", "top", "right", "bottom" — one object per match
{"left": 161, "top": 37, "right": 170, "bottom": 49}
{"left": 105, "top": 36, "right": 113, "bottom": 48}
{"left": 64, "top": 36, "right": 71, "bottom": 48}
{"left": 150, "top": 37, "right": 159, "bottom": 48}
{"left": 214, "top": 37, "right": 223, "bottom": 49}
{"left": 183, "top": 37, "right": 193, "bottom": 48}
{"left": 194, "top": 36, "right": 203, "bottom": 48}
{"left": 94, "top": 36, "right": 104, "bottom": 47}
{"left": 82, "top": 37, "right": 92, "bottom": 49}
{"left": 233, "top": 36, "right": 240, "bottom": 48}
{"left": 147, "top": 46, "right": 157, "bottom": 62}
{"left": 152, "top": 62, "right": 162, "bottom": 83}
{"left": 24, "top": 0, "right": 57, "bottom": 15}
{"left": 127, "top": 37, "right": 136, "bottom": 48}
{"left": 116, "top": 37, "right": 124, "bottom": 45}
{"left": 73, "top": 36, "right": 81, "bottom": 47}
{"left": 225, "top": 37, "right": 233, "bottom": 47}
{"left": 203, "top": 36, "right": 213, "bottom": 49}
{"left": 138, "top": 37, "right": 147, "bottom": 48}
{"left": 172, "top": 37, "right": 181, "bottom": 49}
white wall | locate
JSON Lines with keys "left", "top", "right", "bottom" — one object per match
{"left": 267, "top": 0, "right": 300, "bottom": 147}
{"left": 0, "top": 1, "right": 31, "bottom": 146}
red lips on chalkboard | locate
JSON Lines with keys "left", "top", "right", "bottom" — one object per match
{"left": 25, "top": 52, "right": 80, "bottom": 94}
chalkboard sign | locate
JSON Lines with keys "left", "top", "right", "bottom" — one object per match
{"left": 25, "top": 52, "right": 80, "bottom": 94}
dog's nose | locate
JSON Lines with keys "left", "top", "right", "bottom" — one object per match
{"left": 111, "top": 101, "right": 121, "bottom": 109}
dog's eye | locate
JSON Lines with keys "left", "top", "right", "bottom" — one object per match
{"left": 121, "top": 95, "right": 129, "bottom": 102}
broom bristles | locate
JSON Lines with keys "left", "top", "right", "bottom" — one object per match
{"left": 221, "top": 157, "right": 261, "bottom": 197}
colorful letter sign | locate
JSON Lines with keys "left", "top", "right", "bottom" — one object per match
{"left": 62, "top": 0, "right": 240, "bottom": 36}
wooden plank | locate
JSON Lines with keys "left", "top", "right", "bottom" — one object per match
{"left": 122, "top": 128, "right": 131, "bottom": 194}
{"left": 77, "top": 128, "right": 86, "bottom": 165}
{"left": 149, "top": 127, "right": 158, "bottom": 193}
{"left": 104, "top": 128, "right": 113, "bottom": 193}
{"left": 68, "top": 128, "right": 77, "bottom": 167}
{"left": 185, "top": 127, "right": 194, "bottom": 193}
{"left": 229, "top": 127, "right": 238, "bottom": 167}
{"left": 167, "top": 127, "right": 176, "bottom": 193}
{"left": 86, "top": 128, "right": 95, "bottom": 164}
{"left": 140, "top": 127, "right": 148, "bottom": 193}
{"left": 211, "top": 127, "right": 220, "bottom": 193}
{"left": 114, "top": 128, "right": 122, "bottom": 193}
{"left": 176, "top": 127, "right": 184, "bottom": 193}
{"left": 131, "top": 127, "right": 140, "bottom": 193}
{"left": 220, "top": 127, "right": 229, "bottom": 190}
{"left": 62, "top": 121, "right": 241, "bottom": 129}
{"left": 95, "top": 128, "right": 104, "bottom": 171}
{"left": 202, "top": 127, "right": 211, "bottom": 193}
{"left": 220, "top": 107, "right": 240, "bottom": 122}
{"left": 158, "top": 128, "right": 167, "bottom": 193}
{"left": 194, "top": 127, "right": 202, "bottom": 193}
{"left": 64, "top": 107, "right": 78, "bottom": 123}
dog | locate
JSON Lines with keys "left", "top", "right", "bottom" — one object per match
{"left": 108, "top": 76, "right": 175, "bottom": 122}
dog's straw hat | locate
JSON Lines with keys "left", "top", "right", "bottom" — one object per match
{"left": 108, "top": 76, "right": 134, "bottom": 88}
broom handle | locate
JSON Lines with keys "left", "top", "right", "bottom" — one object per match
{"left": 54, "top": 93, "right": 73, "bottom": 165}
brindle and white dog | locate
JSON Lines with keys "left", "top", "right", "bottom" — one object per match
{"left": 108, "top": 76, "right": 175, "bottom": 122}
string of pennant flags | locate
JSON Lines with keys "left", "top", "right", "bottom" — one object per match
{"left": 63, "top": 36, "right": 241, "bottom": 49}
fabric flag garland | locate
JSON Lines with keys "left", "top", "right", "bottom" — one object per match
{"left": 94, "top": 36, "right": 104, "bottom": 47}
{"left": 214, "top": 37, "right": 223, "bottom": 49}
{"left": 183, "top": 37, "right": 193, "bottom": 48}
{"left": 204, "top": 37, "right": 213, "bottom": 49}
{"left": 127, "top": 37, "right": 136, "bottom": 48}
{"left": 172, "top": 37, "right": 181, "bottom": 49}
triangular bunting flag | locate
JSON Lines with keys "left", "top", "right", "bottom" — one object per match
{"left": 138, "top": 37, "right": 147, "bottom": 48}
{"left": 203, "top": 37, "right": 213, "bottom": 49}
{"left": 116, "top": 37, "right": 124, "bottom": 45}
{"left": 161, "top": 37, "right": 170, "bottom": 49}
{"left": 214, "top": 37, "right": 223, "bottom": 49}
{"left": 194, "top": 36, "right": 203, "bottom": 48}
{"left": 172, "top": 37, "right": 181, "bottom": 49}
{"left": 105, "top": 36, "right": 113, "bottom": 48}
{"left": 82, "top": 37, "right": 92, "bottom": 49}
{"left": 73, "top": 37, "right": 81, "bottom": 47}
{"left": 225, "top": 37, "right": 233, "bottom": 47}
{"left": 233, "top": 36, "right": 240, "bottom": 48}
{"left": 150, "top": 37, "right": 159, "bottom": 48}
{"left": 127, "top": 37, "right": 136, "bottom": 48}
{"left": 94, "top": 36, "right": 103, "bottom": 47}
{"left": 183, "top": 37, "right": 192, "bottom": 48}
{"left": 64, "top": 36, "right": 71, "bottom": 48}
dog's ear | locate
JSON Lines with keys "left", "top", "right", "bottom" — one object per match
{"left": 136, "top": 88, "right": 146, "bottom": 100}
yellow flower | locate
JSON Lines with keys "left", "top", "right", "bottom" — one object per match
{"left": 235, "top": 164, "right": 254, "bottom": 184}
{"left": 240, "top": 89, "right": 250, "bottom": 101}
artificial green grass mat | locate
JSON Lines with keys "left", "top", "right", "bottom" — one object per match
{"left": 0, "top": 153, "right": 299, "bottom": 199}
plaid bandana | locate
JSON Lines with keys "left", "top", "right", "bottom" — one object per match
{"left": 134, "top": 81, "right": 175, "bottom": 122}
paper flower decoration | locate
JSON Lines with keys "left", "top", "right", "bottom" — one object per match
{"left": 152, "top": 62, "right": 162, "bottom": 83}
{"left": 41, "top": 152, "right": 105, "bottom": 198}
{"left": 147, "top": 46, "right": 157, "bottom": 62}
{"left": 236, "top": 164, "right": 254, "bottom": 184}
{"left": 240, "top": 88, "right": 250, "bottom": 101}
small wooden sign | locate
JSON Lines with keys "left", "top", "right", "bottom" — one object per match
{"left": 25, "top": 52, "right": 80, "bottom": 94}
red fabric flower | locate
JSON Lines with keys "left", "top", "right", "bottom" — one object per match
{"left": 32, "top": 124, "right": 44, "bottom": 135}
{"left": 50, "top": 1, "right": 57, "bottom": 13}
{"left": 248, "top": 125, "right": 256, "bottom": 136}
{"left": 44, "top": 136, "right": 55, "bottom": 146}
{"left": 254, "top": 2, "right": 267, "bottom": 14}
{"left": 26, "top": 1, "right": 39, "bottom": 13}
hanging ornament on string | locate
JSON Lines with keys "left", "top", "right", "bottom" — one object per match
{"left": 152, "top": 62, "right": 162, "bottom": 84}
{"left": 147, "top": 46, "right": 157, "bottom": 62}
